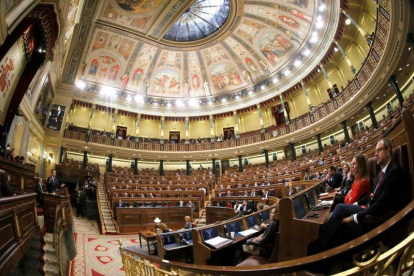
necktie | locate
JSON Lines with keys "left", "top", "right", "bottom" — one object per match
{"left": 367, "top": 171, "right": 384, "bottom": 207}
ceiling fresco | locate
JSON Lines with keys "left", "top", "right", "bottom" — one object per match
{"left": 78, "top": 0, "right": 320, "bottom": 100}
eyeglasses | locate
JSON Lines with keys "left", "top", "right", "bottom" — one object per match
{"left": 375, "top": 147, "right": 386, "bottom": 153}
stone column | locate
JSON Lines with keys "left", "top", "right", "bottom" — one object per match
{"left": 238, "top": 155, "right": 243, "bottom": 172}
{"left": 316, "top": 134, "right": 323, "bottom": 155}
{"left": 366, "top": 102, "right": 378, "bottom": 129}
{"left": 264, "top": 149, "right": 270, "bottom": 168}
{"left": 159, "top": 160, "right": 164, "bottom": 176}
{"left": 341, "top": 121, "right": 351, "bottom": 143}
{"left": 319, "top": 63, "right": 336, "bottom": 97}
{"left": 301, "top": 81, "right": 313, "bottom": 112}
{"left": 233, "top": 110, "right": 239, "bottom": 139}
{"left": 389, "top": 75, "right": 404, "bottom": 105}
{"left": 186, "top": 160, "right": 190, "bottom": 176}
{"left": 83, "top": 151, "right": 88, "bottom": 169}
{"left": 134, "top": 158, "right": 138, "bottom": 175}
{"left": 289, "top": 143, "right": 296, "bottom": 161}
{"left": 334, "top": 40, "right": 356, "bottom": 75}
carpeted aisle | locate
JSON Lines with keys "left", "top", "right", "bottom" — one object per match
{"left": 71, "top": 217, "right": 149, "bottom": 276}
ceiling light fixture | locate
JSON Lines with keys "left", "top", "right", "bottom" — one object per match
{"left": 272, "top": 78, "right": 279, "bottom": 84}
{"left": 126, "top": 96, "right": 132, "bottom": 102}
{"left": 101, "top": 86, "right": 116, "bottom": 96}
{"left": 345, "top": 19, "right": 351, "bottom": 25}
{"left": 316, "top": 21, "right": 324, "bottom": 29}
{"left": 303, "top": 49, "right": 310, "bottom": 56}
{"left": 248, "top": 90, "right": 253, "bottom": 95}
{"left": 261, "top": 85, "right": 266, "bottom": 90}
{"left": 75, "top": 80, "right": 86, "bottom": 90}
{"left": 310, "top": 36, "right": 318, "bottom": 43}
{"left": 189, "top": 98, "right": 199, "bottom": 107}
{"left": 134, "top": 95, "right": 144, "bottom": 103}
{"left": 319, "top": 4, "right": 326, "bottom": 11}
{"left": 176, "top": 100, "right": 184, "bottom": 107}
{"left": 284, "top": 70, "right": 291, "bottom": 76}
{"left": 294, "top": 60, "right": 302, "bottom": 67}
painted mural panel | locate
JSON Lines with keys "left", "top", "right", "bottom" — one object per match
{"left": 129, "top": 44, "right": 157, "bottom": 92}
{"left": 210, "top": 63, "right": 243, "bottom": 92}
{"left": 34, "top": 75, "right": 54, "bottom": 127}
{"left": 259, "top": 32, "right": 294, "bottom": 66}
{"left": 226, "top": 37, "right": 263, "bottom": 80}
{"left": 47, "top": 105, "right": 66, "bottom": 131}
{"left": 102, "top": 2, "right": 155, "bottom": 32}
{"left": 150, "top": 69, "right": 181, "bottom": 97}
{"left": 187, "top": 52, "right": 204, "bottom": 97}
{"left": 0, "top": 36, "right": 26, "bottom": 125}
{"left": 115, "top": 0, "right": 163, "bottom": 13}
{"left": 91, "top": 31, "right": 110, "bottom": 52}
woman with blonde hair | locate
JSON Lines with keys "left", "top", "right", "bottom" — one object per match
{"left": 344, "top": 155, "right": 370, "bottom": 204}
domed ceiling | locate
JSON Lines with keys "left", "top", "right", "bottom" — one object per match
{"left": 64, "top": 0, "right": 340, "bottom": 115}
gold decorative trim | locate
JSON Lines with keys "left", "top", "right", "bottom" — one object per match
{"left": 13, "top": 212, "right": 21, "bottom": 239}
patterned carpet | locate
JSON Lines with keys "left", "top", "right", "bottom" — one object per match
{"left": 71, "top": 217, "right": 149, "bottom": 276}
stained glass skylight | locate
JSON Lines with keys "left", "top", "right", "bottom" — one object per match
{"left": 164, "top": 0, "right": 230, "bottom": 42}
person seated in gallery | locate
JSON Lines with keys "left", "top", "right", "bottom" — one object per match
{"left": 256, "top": 203, "right": 265, "bottom": 211}
{"left": 181, "top": 216, "right": 193, "bottom": 230}
{"left": 324, "top": 166, "right": 343, "bottom": 189}
{"left": 309, "top": 138, "right": 409, "bottom": 253}
{"left": 240, "top": 200, "right": 253, "bottom": 215}
{"left": 243, "top": 207, "right": 279, "bottom": 257}
{"left": 5, "top": 148, "right": 16, "bottom": 161}
{"left": 261, "top": 189, "right": 269, "bottom": 200}
{"left": 115, "top": 199, "right": 124, "bottom": 208}
{"left": 1, "top": 172, "right": 16, "bottom": 196}
{"left": 334, "top": 156, "right": 370, "bottom": 207}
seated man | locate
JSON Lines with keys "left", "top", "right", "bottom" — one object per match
{"left": 325, "top": 166, "right": 343, "bottom": 189}
{"left": 309, "top": 138, "right": 407, "bottom": 252}
{"left": 240, "top": 200, "right": 253, "bottom": 215}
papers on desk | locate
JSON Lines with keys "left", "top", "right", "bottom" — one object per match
{"left": 318, "top": 200, "right": 333, "bottom": 206}
{"left": 236, "top": 229, "right": 259, "bottom": 237}
{"left": 319, "top": 192, "right": 328, "bottom": 196}
{"left": 204, "top": 236, "right": 231, "bottom": 247}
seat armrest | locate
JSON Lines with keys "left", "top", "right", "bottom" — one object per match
{"left": 364, "top": 211, "right": 397, "bottom": 224}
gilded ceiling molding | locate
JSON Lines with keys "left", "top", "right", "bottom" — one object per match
{"left": 63, "top": 0, "right": 99, "bottom": 84}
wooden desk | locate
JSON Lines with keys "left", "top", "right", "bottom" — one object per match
{"left": 116, "top": 207, "right": 192, "bottom": 233}
{"left": 205, "top": 206, "right": 235, "bottom": 224}
{"left": 43, "top": 190, "right": 71, "bottom": 233}
{"left": 138, "top": 230, "right": 157, "bottom": 255}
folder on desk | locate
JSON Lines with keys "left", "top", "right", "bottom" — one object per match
{"left": 236, "top": 229, "right": 259, "bottom": 237}
{"left": 204, "top": 236, "right": 232, "bottom": 248}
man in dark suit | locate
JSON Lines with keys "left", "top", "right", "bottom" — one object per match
{"left": 310, "top": 138, "right": 407, "bottom": 252}
{"left": 325, "top": 166, "right": 343, "bottom": 189}
{"left": 35, "top": 177, "right": 44, "bottom": 204}
{"left": 46, "top": 169, "right": 65, "bottom": 193}
{"left": 240, "top": 200, "right": 253, "bottom": 215}
{"left": 261, "top": 189, "right": 269, "bottom": 200}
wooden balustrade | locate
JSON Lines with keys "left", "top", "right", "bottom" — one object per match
{"left": 0, "top": 157, "right": 35, "bottom": 193}
{"left": 0, "top": 193, "right": 40, "bottom": 275}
